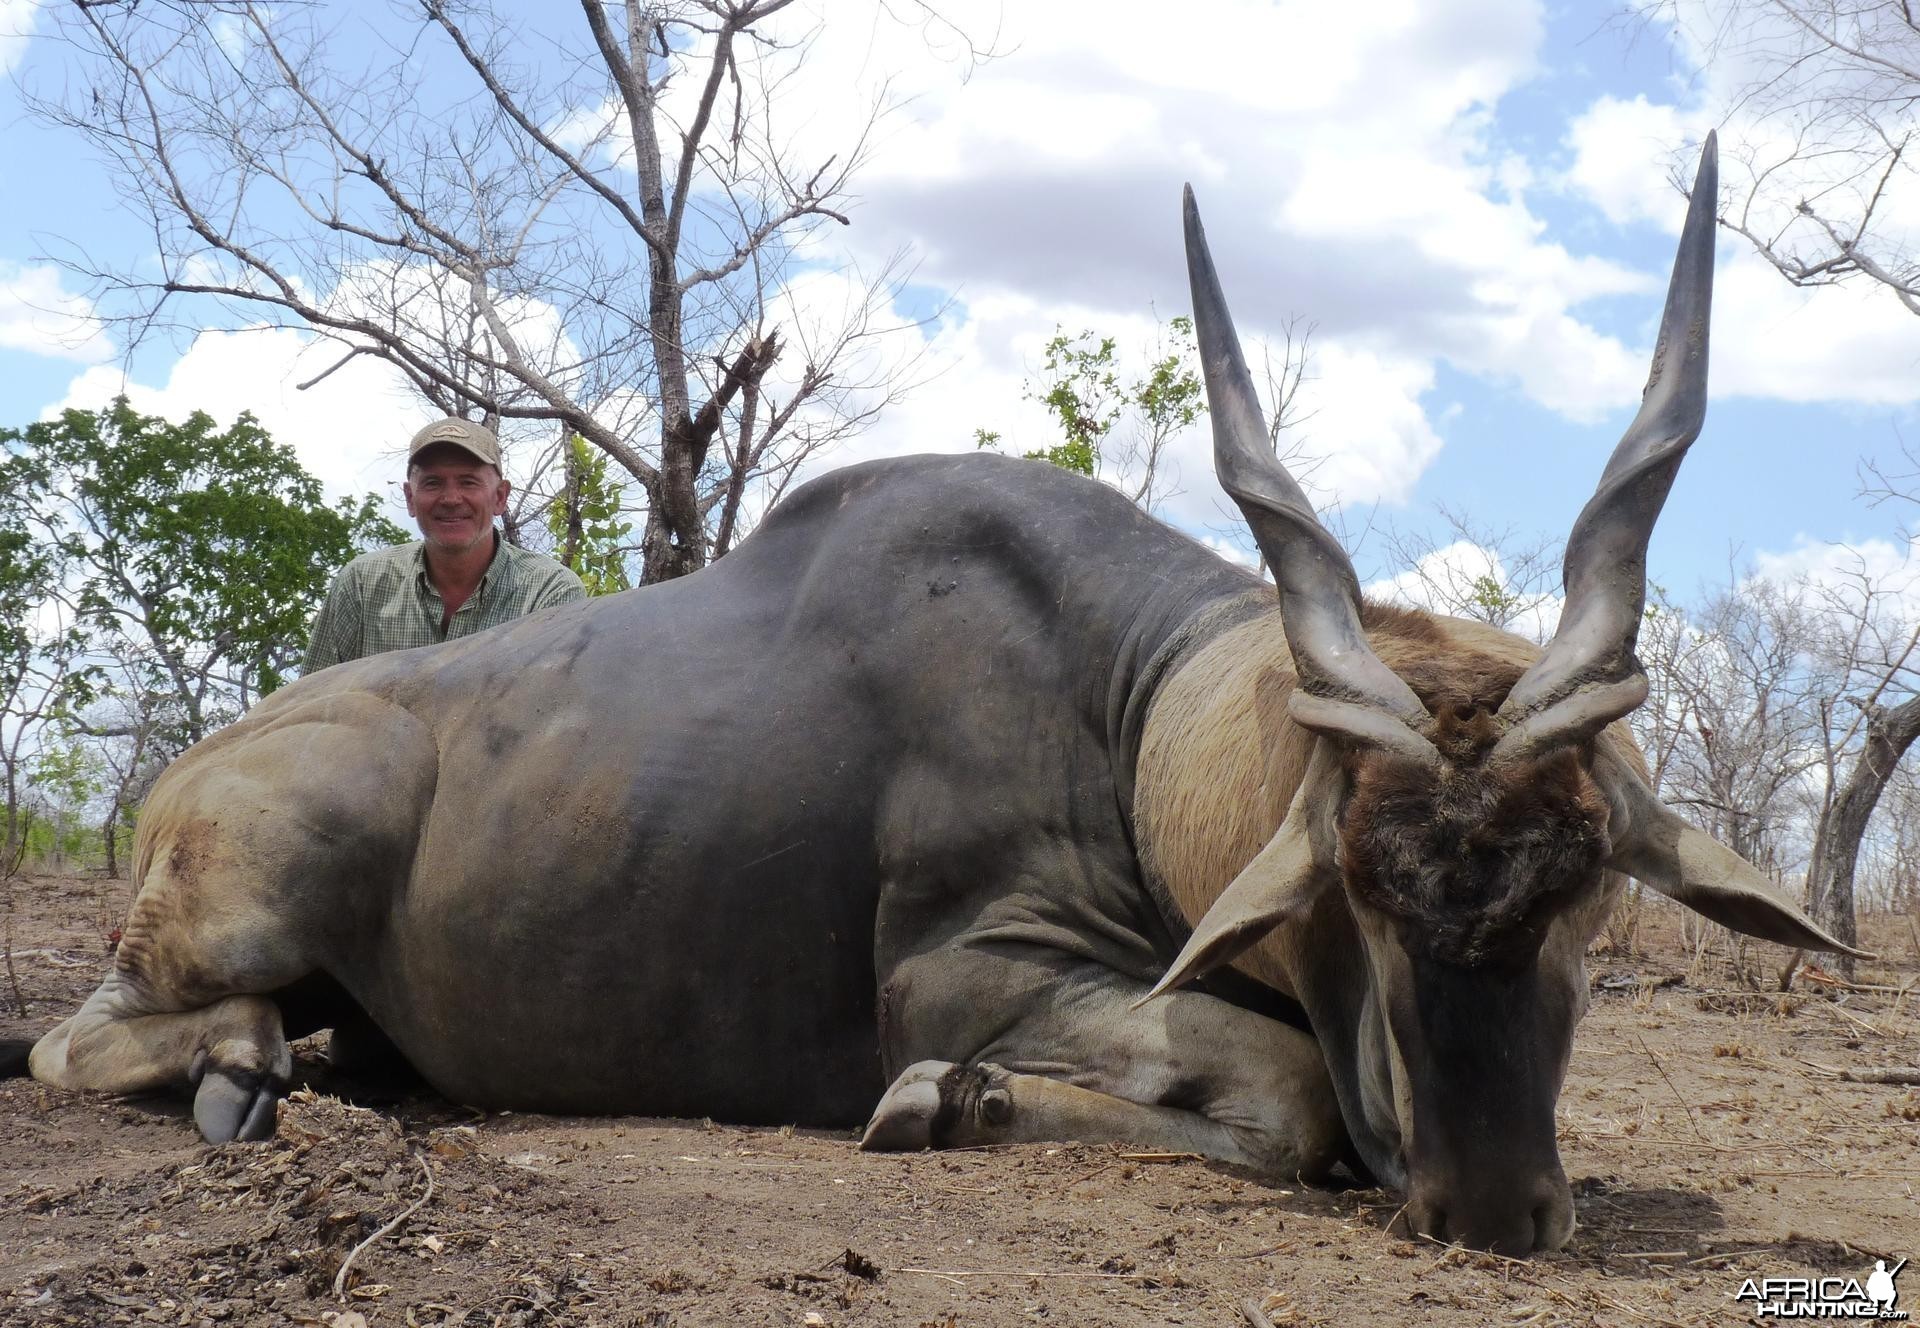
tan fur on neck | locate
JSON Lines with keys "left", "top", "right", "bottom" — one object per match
{"left": 1134, "top": 601, "right": 1640, "bottom": 995}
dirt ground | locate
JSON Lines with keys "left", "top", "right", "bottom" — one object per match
{"left": 2, "top": 872, "right": 1915, "bottom": 1328}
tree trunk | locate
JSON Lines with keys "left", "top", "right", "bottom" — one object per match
{"left": 560, "top": 438, "right": 584, "bottom": 571}
{"left": 101, "top": 804, "right": 119, "bottom": 879}
{"left": 639, "top": 333, "right": 783, "bottom": 584}
{"left": 711, "top": 379, "right": 762, "bottom": 561}
{"left": 2, "top": 772, "right": 17, "bottom": 872}
{"left": 1805, "top": 694, "right": 1920, "bottom": 978}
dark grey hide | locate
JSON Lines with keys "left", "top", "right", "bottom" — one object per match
{"left": 17, "top": 450, "right": 1305, "bottom": 1131}
{"left": 369, "top": 452, "right": 1261, "bottom": 1123}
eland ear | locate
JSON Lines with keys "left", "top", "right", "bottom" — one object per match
{"left": 1135, "top": 741, "right": 1343, "bottom": 1006}
{"left": 1596, "top": 749, "right": 1876, "bottom": 960}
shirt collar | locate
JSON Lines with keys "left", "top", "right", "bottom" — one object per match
{"left": 477, "top": 529, "right": 506, "bottom": 591}
{"left": 411, "top": 528, "right": 506, "bottom": 596}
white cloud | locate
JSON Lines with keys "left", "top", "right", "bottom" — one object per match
{"left": 1754, "top": 533, "right": 1916, "bottom": 585}
{"left": 1750, "top": 532, "right": 1920, "bottom": 627}
{"left": 780, "top": 274, "right": 1446, "bottom": 543}
{"left": 1117, "top": 335, "right": 1442, "bottom": 522}
{"left": 1247, "top": 343, "right": 1444, "bottom": 512}
{"left": 19, "top": 0, "right": 1728, "bottom": 549}
{"left": 208, "top": 12, "right": 247, "bottom": 65}
{"left": 36, "top": 0, "right": 1914, "bottom": 570}
{"left": 781, "top": 0, "right": 1544, "bottom": 189}
{"left": 1448, "top": 281, "right": 1655, "bottom": 423}
{"left": 533, "top": 0, "right": 1908, "bottom": 496}
{"left": 684, "top": 0, "right": 1593, "bottom": 526}
{"left": 1559, "top": 9, "right": 1920, "bottom": 410}
{"left": 0, "top": 0, "right": 36, "bottom": 77}
{"left": 1365, "top": 539, "right": 1563, "bottom": 642}
{"left": 821, "top": 286, "right": 1063, "bottom": 469}
{"left": 734, "top": 0, "right": 1734, "bottom": 488}
{"left": 1200, "top": 534, "right": 1262, "bottom": 572}
{"left": 1713, "top": 248, "right": 1920, "bottom": 406}
{"left": 0, "top": 261, "right": 111, "bottom": 362}
{"left": 50, "top": 326, "right": 426, "bottom": 519}
{"left": 546, "top": 95, "right": 637, "bottom": 174}
{"left": 1562, "top": 95, "right": 1693, "bottom": 230}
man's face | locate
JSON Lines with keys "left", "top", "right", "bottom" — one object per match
{"left": 404, "top": 446, "right": 511, "bottom": 554}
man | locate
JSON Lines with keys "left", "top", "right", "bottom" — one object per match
{"left": 303, "top": 418, "right": 588, "bottom": 674}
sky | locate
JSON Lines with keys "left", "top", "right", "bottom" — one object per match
{"left": 1, "top": 0, "right": 1916, "bottom": 619}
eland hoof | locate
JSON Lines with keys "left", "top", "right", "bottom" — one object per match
{"left": 861, "top": 1060, "right": 1017, "bottom": 1151}
{"left": 189, "top": 1045, "right": 284, "bottom": 1144}
{"left": 861, "top": 1060, "right": 953, "bottom": 1152}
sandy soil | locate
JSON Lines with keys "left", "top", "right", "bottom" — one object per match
{"left": 2, "top": 871, "right": 1915, "bottom": 1328}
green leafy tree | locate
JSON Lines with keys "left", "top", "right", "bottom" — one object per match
{"left": 547, "top": 435, "right": 636, "bottom": 596}
{"left": 25, "top": 736, "right": 106, "bottom": 871}
{"left": 1467, "top": 573, "right": 1526, "bottom": 624}
{"left": 71, "top": 644, "right": 182, "bottom": 878}
{"left": 980, "top": 316, "right": 1208, "bottom": 511}
{"left": 1128, "top": 316, "right": 1208, "bottom": 494}
{"left": 1024, "top": 330, "right": 1124, "bottom": 478}
{"left": 0, "top": 447, "right": 94, "bottom": 865}
{"left": 4, "top": 398, "right": 403, "bottom": 753}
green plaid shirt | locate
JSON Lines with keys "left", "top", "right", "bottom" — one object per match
{"left": 302, "top": 533, "right": 587, "bottom": 674}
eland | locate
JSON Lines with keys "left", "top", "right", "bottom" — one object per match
{"left": 8, "top": 133, "right": 1862, "bottom": 1254}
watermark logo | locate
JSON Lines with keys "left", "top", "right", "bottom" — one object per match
{"left": 1735, "top": 1259, "right": 1907, "bottom": 1320}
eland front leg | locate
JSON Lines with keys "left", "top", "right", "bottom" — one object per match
{"left": 28, "top": 690, "right": 436, "bottom": 1143}
{"left": 861, "top": 946, "right": 1345, "bottom": 1180}
{"left": 30, "top": 977, "right": 292, "bottom": 1143}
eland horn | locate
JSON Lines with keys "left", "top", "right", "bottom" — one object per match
{"left": 1491, "top": 133, "right": 1719, "bottom": 766}
{"left": 1185, "top": 187, "right": 1440, "bottom": 770}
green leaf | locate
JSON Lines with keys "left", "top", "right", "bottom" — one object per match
{"left": 1007, "top": 317, "right": 1207, "bottom": 489}
{"left": 5, "top": 397, "right": 397, "bottom": 721}
{"left": 546, "top": 435, "right": 634, "bottom": 595}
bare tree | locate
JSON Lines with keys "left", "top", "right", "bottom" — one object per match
{"left": 1631, "top": 554, "right": 1920, "bottom": 978}
{"left": 1629, "top": 586, "right": 1710, "bottom": 793}
{"left": 1373, "top": 507, "right": 1563, "bottom": 639}
{"left": 1616, "top": 575, "right": 1837, "bottom": 984}
{"left": 0, "top": 449, "right": 90, "bottom": 869}
{"left": 1635, "top": 0, "right": 1919, "bottom": 315}
{"left": 1856, "top": 760, "right": 1920, "bottom": 916}
{"left": 1606, "top": 585, "right": 1710, "bottom": 954}
{"left": 1116, "top": 315, "right": 1314, "bottom": 516}
{"left": 1651, "top": 576, "right": 1832, "bottom": 870}
{"left": 1256, "top": 318, "right": 1319, "bottom": 453}
{"left": 1796, "top": 553, "right": 1920, "bottom": 968}
{"left": 0, "top": 616, "right": 89, "bottom": 873}
{"left": 27, "top": 2, "right": 971, "bottom": 582}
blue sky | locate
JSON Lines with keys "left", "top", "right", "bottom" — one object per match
{"left": 0, "top": 0, "right": 1915, "bottom": 613}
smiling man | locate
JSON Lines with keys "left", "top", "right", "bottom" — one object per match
{"left": 302, "top": 418, "right": 587, "bottom": 674}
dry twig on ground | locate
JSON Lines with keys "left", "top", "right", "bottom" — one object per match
{"left": 332, "top": 1152, "right": 437, "bottom": 1300}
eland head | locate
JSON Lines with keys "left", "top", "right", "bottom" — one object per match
{"left": 1152, "top": 134, "right": 1868, "bottom": 1254}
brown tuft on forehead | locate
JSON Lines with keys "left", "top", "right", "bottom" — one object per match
{"left": 1358, "top": 604, "right": 1529, "bottom": 710}
{"left": 1429, "top": 702, "right": 1502, "bottom": 764}
{"left": 1338, "top": 748, "right": 1612, "bottom": 966}
{"left": 1352, "top": 606, "right": 1532, "bottom": 765}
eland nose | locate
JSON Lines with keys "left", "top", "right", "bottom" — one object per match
{"left": 1401, "top": 1172, "right": 1575, "bottom": 1255}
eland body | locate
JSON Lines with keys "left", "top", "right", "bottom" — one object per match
{"left": 13, "top": 136, "right": 1860, "bottom": 1254}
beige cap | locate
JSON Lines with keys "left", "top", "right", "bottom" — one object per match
{"left": 408, "top": 417, "right": 502, "bottom": 468}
